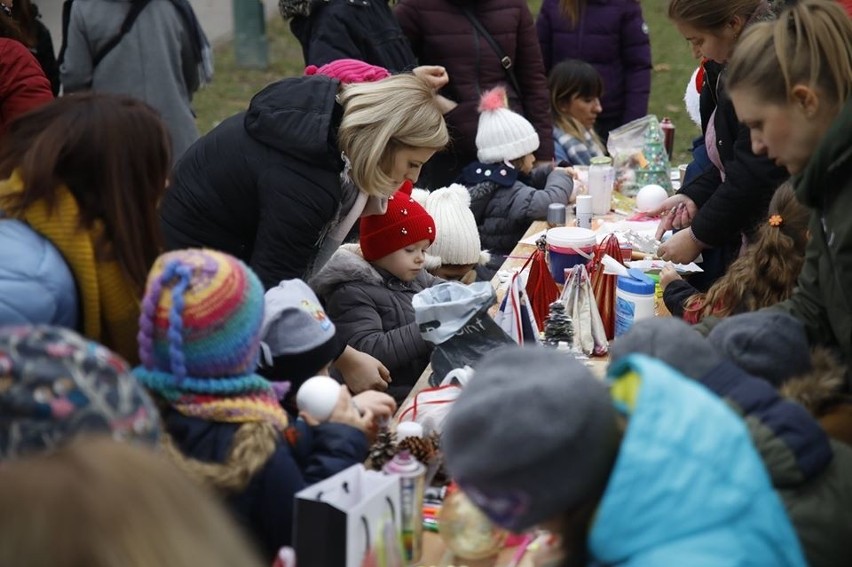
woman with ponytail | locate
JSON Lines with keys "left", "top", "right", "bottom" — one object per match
{"left": 650, "top": 0, "right": 789, "bottom": 292}
{"left": 132, "top": 248, "right": 388, "bottom": 561}
{"left": 725, "top": 0, "right": 852, "bottom": 381}
{"left": 661, "top": 182, "right": 810, "bottom": 322}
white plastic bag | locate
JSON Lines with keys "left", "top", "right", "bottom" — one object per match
{"left": 395, "top": 366, "right": 473, "bottom": 435}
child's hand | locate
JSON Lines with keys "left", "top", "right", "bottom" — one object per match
{"left": 660, "top": 264, "right": 682, "bottom": 289}
{"left": 335, "top": 346, "right": 391, "bottom": 393}
{"left": 352, "top": 391, "right": 397, "bottom": 422}
{"left": 657, "top": 229, "right": 702, "bottom": 264}
{"left": 324, "top": 385, "right": 375, "bottom": 435}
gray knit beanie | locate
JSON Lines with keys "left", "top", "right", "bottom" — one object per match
{"left": 609, "top": 317, "right": 721, "bottom": 380}
{"left": 442, "top": 346, "right": 619, "bottom": 532}
{"left": 707, "top": 311, "right": 812, "bottom": 388}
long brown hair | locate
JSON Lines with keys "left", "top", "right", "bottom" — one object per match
{"left": 727, "top": 0, "right": 852, "bottom": 108}
{"left": 0, "top": 94, "right": 171, "bottom": 293}
{"left": 684, "top": 182, "right": 809, "bottom": 321}
{"left": 0, "top": 437, "right": 266, "bottom": 567}
{"left": 0, "top": 8, "right": 26, "bottom": 43}
{"left": 7, "top": 0, "right": 38, "bottom": 45}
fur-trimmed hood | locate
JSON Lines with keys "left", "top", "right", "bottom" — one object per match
{"left": 310, "top": 243, "right": 436, "bottom": 299}
{"left": 781, "top": 348, "right": 849, "bottom": 416}
{"left": 310, "top": 244, "right": 382, "bottom": 298}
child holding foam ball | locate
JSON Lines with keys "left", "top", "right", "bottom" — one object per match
{"left": 133, "top": 249, "right": 389, "bottom": 561}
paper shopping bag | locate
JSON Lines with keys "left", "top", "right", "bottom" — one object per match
{"left": 494, "top": 268, "right": 541, "bottom": 345}
{"left": 560, "top": 265, "right": 608, "bottom": 356}
{"left": 587, "top": 233, "right": 625, "bottom": 340}
{"left": 294, "top": 465, "right": 401, "bottom": 567}
{"left": 524, "top": 237, "right": 561, "bottom": 330}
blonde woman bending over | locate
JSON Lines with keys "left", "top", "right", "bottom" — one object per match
{"left": 160, "top": 72, "right": 449, "bottom": 394}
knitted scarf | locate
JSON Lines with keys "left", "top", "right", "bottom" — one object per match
{"left": 0, "top": 171, "right": 140, "bottom": 363}
{"left": 134, "top": 368, "right": 290, "bottom": 431}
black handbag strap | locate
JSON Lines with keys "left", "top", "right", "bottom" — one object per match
{"left": 92, "top": 0, "right": 154, "bottom": 67}
{"left": 459, "top": 6, "right": 522, "bottom": 96}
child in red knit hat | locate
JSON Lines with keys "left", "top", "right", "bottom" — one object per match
{"left": 311, "top": 181, "right": 440, "bottom": 402}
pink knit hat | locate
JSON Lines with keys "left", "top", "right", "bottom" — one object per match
{"left": 304, "top": 58, "right": 391, "bottom": 84}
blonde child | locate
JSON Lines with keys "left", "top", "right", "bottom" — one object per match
{"left": 458, "top": 86, "right": 573, "bottom": 279}
{"left": 548, "top": 59, "right": 607, "bottom": 166}
{"left": 661, "top": 182, "right": 809, "bottom": 323}
{"left": 133, "top": 249, "right": 375, "bottom": 560}
{"left": 413, "top": 183, "right": 491, "bottom": 283}
{"left": 312, "top": 182, "right": 439, "bottom": 403}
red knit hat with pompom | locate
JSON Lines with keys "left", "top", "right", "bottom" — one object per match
{"left": 359, "top": 181, "right": 436, "bottom": 261}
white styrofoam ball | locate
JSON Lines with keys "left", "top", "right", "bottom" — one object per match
{"left": 296, "top": 376, "right": 342, "bottom": 422}
{"left": 636, "top": 184, "right": 669, "bottom": 213}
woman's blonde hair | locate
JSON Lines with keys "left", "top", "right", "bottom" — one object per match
{"left": 0, "top": 437, "right": 265, "bottom": 567}
{"left": 668, "top": 0, "right": 763, "bottom": 30}
{"left": 338, "top": 74, "right": 448, "bottom": 197}
{"left": 727, "top": 0, "right": 852, "bottom": 108}
{"left": 684, "top": 182, "right": 810, "bottom": 321}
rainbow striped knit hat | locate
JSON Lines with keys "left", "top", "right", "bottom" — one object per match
{"left": 134, "top": 249, "right": 288, "bottom": 430}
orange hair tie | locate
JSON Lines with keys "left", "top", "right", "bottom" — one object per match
{"left": 768, "top": 215, "right": 783, "bottom": 227}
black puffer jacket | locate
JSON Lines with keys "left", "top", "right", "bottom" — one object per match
{"left": 285, "top": 0, "right": 416, "bottom": 72}
{"left": 311, "top": 244, "right": 438, "bottom": 403}
{"left": 679, "top": 60, "right": 788, "bottom": 246}
{"left": 160, "top": 75, "right": 345, "bottom": 289}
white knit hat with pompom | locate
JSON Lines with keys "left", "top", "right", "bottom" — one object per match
{"left": 412, "top": 185, "right": 490, "bottom": 269}
{"left": 475, "top": 86, "right": 539, "bottom": 163}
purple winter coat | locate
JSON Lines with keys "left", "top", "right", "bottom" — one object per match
{"left": 396, "top": 0, "right": 553, "bottom": 187}
{"left": 536, "top": 0, "right": 651, "bottom": 135}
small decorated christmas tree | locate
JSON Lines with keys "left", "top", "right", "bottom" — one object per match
{"left": 635, "top": 116, "right": 673, "bottom": 192}
{"left": 543, "top": 301, "right": 574, "bottom": 347}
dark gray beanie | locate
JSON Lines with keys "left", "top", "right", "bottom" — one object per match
{"left": 442, "top": 346, "right": 619, "bottom": 532}
{"left": 609, "top": 317, "right": 721, "bottom": 380}
{"left": 707, "top": 311, "right": 811, "bottom": 388}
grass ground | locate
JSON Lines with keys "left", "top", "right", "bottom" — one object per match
{"left": 194, "top": 0, "right": 700, "bottom": 163}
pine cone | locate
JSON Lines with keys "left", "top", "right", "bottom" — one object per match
{"left": 366, "top": 430, "right": 398, "bottom": 471}
{"left": 398, "top": 435, "right": 437, "bottom": 465}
